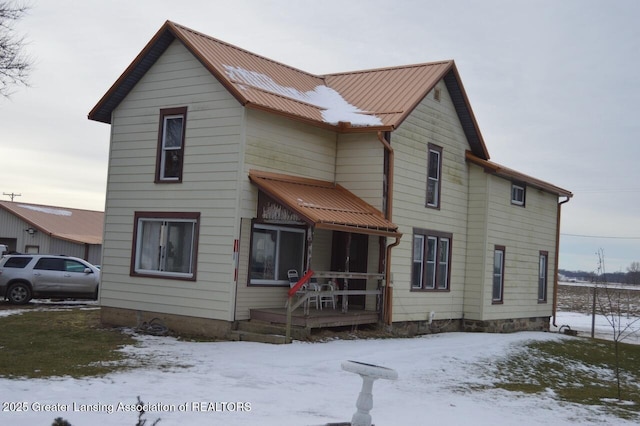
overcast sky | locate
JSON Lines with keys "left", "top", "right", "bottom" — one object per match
{"left": 1, "top": 0, "right": 638, "bottom": 272}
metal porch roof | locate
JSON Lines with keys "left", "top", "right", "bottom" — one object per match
{"left": 248, "top": 170, "right": 401, "bottom": 238}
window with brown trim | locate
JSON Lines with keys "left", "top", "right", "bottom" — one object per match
{"left": 492, "top": 246, "right": 505, "bottom": 303}
{"left": 411, "top": 228, "right": 451, "bottom": 291}
{"left": 511, "top": 182, "right": 526, "bottom": 206}
{"left": 156, "top": 107, "right": 187, "bottom": 183}
{"left": 426, "top": 144, "right": 442, "bottom": 209}
{"left": 249, "top": 222, "right": 306, "bottom": 286}
{"left": 538, "top": 251, "right": 548, "bottom": 302}
{"left": 131, "top": 212, "right": 199, "bottom": 280}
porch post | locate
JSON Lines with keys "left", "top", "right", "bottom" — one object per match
{"left": 343, "top": 233, "right": 352, "bottom": 312}
{"left": 306, "top": 226, "right": 314, "bottom": 273}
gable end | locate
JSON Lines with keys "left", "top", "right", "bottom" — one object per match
{"left": 88, "top": 25, "right": 177, "bottom": 124}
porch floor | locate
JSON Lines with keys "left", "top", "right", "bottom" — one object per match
{"left": 249, "top": 307, "right": 379, "bottom": 329}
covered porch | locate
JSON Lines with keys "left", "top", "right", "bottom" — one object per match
{"left": 239, "top": 170, "right": 402, "bottom": 331}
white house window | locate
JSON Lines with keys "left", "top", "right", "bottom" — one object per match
{"left": 426, "top": 144, "right": 442, "bottom": 208}
{"left": 538, "top": 251, "right": 548, "bottom": 302}
{"left": 250, "top": 223, "right": 305, "bottom": 285}
{"left": 511, "top": 183, "right": 526, "bottom": 206}
{"left": 493, "top": 246, "right": 505, "bottom": 303}
{"left": 132, "top": 212, "right": 199, "bottom": 280}
{"left": 156, "top": 107, "right": 187, "bottom": 182}
{"left": 411, "top": 229, "right": 451, "bottom": 290}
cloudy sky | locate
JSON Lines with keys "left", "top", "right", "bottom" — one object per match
{"left": 1, "top": 0, "right": 638, "bottom": 272}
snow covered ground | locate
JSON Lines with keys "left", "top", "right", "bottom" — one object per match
{"left": 0, "top": 309, "right": 638, "bottom": 425}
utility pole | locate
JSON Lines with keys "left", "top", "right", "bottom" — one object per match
{"left": 3, "top": 192, "right": 21, "bottom": 202}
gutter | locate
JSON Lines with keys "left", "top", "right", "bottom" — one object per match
{"left": 377, "top": 131, "right": 401, "bottom": 325}
{"left": 552, "top": 195, "right": 572, "bottom": 327}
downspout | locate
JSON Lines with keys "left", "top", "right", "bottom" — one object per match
{"left": 378, "top": 131, "right": 401, "bottom": 325}
{"left": 552, "top": 196, "right": 571, "bottom": 327}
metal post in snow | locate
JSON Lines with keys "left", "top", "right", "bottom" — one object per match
{"left": 591, "top": 284, "right": 597, "bottom": 339}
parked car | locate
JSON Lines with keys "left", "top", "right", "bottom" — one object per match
{"left": 0, "top": 254, "right": 100, "bottom": 304}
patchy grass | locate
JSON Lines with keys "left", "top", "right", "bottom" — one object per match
{"left": 492, "top": 337, "right": 640, "bottom": 420}
{"left": 0, "top": 308, "right": 136, "bottom": 378}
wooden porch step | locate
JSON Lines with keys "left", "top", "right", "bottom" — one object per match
{"left": 236, "top": 319, "right": 310, "bottom": 340}
{"left": 226, "top": 329, "right": 288, "bottom": 345}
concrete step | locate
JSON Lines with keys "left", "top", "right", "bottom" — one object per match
{"left": 227, "top": 330, "right": 288, "bottom": 345}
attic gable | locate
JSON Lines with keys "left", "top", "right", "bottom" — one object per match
{"left": 89, "top": 20, "right": 489, "bottom": 159}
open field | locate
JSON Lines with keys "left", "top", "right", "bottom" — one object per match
{"left": 558, "top": 282, "right": 640, "bottom": 315}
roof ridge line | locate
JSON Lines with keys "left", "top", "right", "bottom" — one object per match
{"left": 169, "top": 21, "right": 326, "bottom": 83}
{"left": 323, "top": 60, "right": 454, "bottom": 77}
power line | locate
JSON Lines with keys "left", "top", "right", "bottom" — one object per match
{"left": 561, "top": 233, "right": 640, "bottom": 240}
{"left": 3, "top": 192, "right": 21, "bottom": 202}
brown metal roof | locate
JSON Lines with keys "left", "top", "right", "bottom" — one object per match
{"left": 88, "top": 21, "right": 489, "bottom": 158}
{"left": 0, "top": 201, "right": 104, "bottom": 245}
{"left": 465, "top": 151, "right": 573, "bottom": 198}
{"left": 249, "top": 170, "right": 401, "bottom": 238}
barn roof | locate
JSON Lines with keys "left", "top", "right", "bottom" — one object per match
{"left": 0, "top": 201, "right": 104, "bottom": 245}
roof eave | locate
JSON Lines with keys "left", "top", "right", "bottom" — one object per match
{"left": 88, "top": 21, "right": 177, "bottom": 124}
{"left": 245, "top": 103, "right": 394, "bottom": 133}
{"left": 444, "top": 64, "right": 490, "bottom": 160}
{"left": 88, "top": 21, "right": 251, "bottom": 124}
{"left": 465, "top": 151, "right": 573, "bottom": 198}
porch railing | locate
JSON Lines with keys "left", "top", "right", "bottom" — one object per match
{"left": 285, "top": 270, "right": 385, "bottom": 343}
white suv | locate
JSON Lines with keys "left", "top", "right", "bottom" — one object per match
{"left": 0, "top": 255, "right": 100, "bottom": 304}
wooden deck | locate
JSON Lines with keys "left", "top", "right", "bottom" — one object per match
{"left": 250, "top": 307, "right": 379, "bottom": 329}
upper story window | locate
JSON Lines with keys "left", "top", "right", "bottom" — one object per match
{"left": 511, "top": 182, "right": 526, "bottom": 206}
{"left": 131, "top": 212, "right": 199, "bottom": 280}
{"left": 411, "top": 229, "right": 451, "bottom": 291}
{"left": 426, "top": 144, "right": 442, "bottom": 209}
{"left": 156, "top": 107, "right": 187, "bottom": 183}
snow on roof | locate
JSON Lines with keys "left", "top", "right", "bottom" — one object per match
{"left": 18, "top": 204, "right": 73, "bottom": 216}
{"left": 223, "top": 65, "right": 383, "bottom": 127}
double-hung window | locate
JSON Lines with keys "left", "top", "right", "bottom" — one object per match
{"left": 538, "top": 251, "right": 548, "bottom": 302}
{"left": 493, "top": 246, "right": 505, "bottom": 303}
{"left": 249, "top": 223, "right": 305, "bottom": 285}
{"left": 411, "top": 229, "right": 451, "bottom": 290}
{"left": 426, "top": 144, "right": 442, "bottom": 208}
{"left": 156, "top": 107, "right": 187, "bottom": 183}
{"left": 132, "top": 212, "right": 199, "bottom": 280}
{"left": 511, "top": 183, "right": 526, "bottom": 206}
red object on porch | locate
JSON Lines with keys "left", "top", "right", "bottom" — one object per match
{"left": 288, "top": 269, "right": 314, "bottom": 297}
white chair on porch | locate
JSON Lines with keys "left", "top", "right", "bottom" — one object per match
{"left": 318, "top": 279, "right": 337, "bottom": 309}
{"left": 287, "top": 269, "right": 320, "bottom": 310}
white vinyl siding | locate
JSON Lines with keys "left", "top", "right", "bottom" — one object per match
{"left": 100, "top": 40, "right": 243, "bottom": 321}
{"left": 390, "top": 82, "right": 469, "bottom": 322}
{"left": 481, "top": 173, "right": 558, "bottom": 320}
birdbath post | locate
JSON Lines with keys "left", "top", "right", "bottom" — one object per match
{"left": 341, "top": 360, "right": 398, "bottom": 426}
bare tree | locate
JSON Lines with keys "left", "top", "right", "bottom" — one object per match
{"left": 594, "top": 249, "right": 640, "bottom": 401}
{"left": 627, "top": 261, "right": 640, "bottom": 285}
{"left": 0, "top": 1, "right": 31, "bottom": 97}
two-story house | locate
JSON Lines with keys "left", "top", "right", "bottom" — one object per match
{"left": 88, "top": 21, "right": 572, "bottom": 339}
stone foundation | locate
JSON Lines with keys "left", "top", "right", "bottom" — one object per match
{"left": 463, "top": 316, "right": 550, "bottom": 333}
{"left": 389, "top": 316, "right": 550, "bottom": 337}
{"left": 388, "top": 319, "right": 463, "bottom": 337}
{"left": 100, "top": 306, "right": 233, "bottom": 339}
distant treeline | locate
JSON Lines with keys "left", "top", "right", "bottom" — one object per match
{"left": 559, "top": 269, "right": 640, "bottom": 285}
